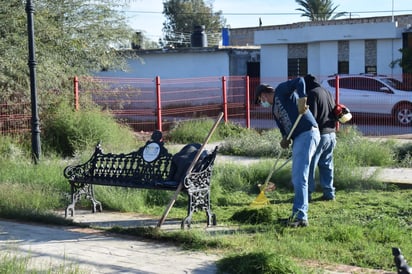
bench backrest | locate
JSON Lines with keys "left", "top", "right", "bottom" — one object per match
{"left": 64, "top": 139, "right": 173, "bottom": 187}
{"left": 91, "top": 142, "right": 173, "bottom": 184}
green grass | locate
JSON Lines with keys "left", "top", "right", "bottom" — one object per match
{"left": 1, "top": 117, "right": 412, "bottom": 273}
{"left": 0, "top": 253, "right": 84, "bottom": 274}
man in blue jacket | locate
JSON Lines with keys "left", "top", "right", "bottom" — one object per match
{"left": 256, "top": 77, "right": 320, "bottom": 227}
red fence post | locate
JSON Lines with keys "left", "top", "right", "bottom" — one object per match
{"left": 73, "top": 76, "right": 79, "bottom": 111}
{"left": 245, "top": 76, "right": 250, "bottom": 129}
{"left": 221, "top": 76, "right": 228, "bottom": 123}
{"left": 155, "top": 76, "right": 162, "bottom": 131}
{"left": 335, "top": 74, "right": 340, "bottom": 131}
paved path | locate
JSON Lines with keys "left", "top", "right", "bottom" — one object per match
{"left": 0, "top": 217, "right": 220, "bottom": 274}
{"left": 0, "top": 214, "right": 394, "bottom": 274}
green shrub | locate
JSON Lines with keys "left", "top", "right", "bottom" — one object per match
{"left": 42, "top": 102, "right": 140, "bottom": 157}
{"left": 335, "top": 127, "right": 395, "bottom": 167}
{"left": 167, "top": 118, "right": 221, "bottom": 144}
{"left": 394, "top": 143, "right": 412, "bottom": 167}
{"left": 230, "top": 207, "right": 274, "bottom": 225}
{"left": 0, "top": 136, "right": 28, "bottom": 160}
{"left": 168, "top": 119, "right": 250, "bottom": 144}
{"left": 219, "top": 129, "right": 291, "bottom": 158}
{"left": 217, "top": 251, "right": 303, "bottom": 274}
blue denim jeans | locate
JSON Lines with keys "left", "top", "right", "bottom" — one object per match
{"left": 309, "top": 132, "right": 336, "bottom": 200}
{"left": 291, "top": 127, "right": 320, "bottom": 221}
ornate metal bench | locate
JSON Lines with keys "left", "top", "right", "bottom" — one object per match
{"left": 63, "top": 130, "right": 218, "bottom": 228}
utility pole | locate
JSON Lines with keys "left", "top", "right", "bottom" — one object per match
{"left": 26, "top": 0, "right": 41, "bottom": 163}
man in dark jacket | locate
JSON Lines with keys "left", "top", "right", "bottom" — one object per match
{"left": 305, "top": 74, "right": 336, "bottom": 201}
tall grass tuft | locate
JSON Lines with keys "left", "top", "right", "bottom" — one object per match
{"left": 167, "top": 119, "right": 249, "bottom": 144}
{"left": 0, "top": 253, "right": 84, "bottom": 274}
{"left": 42, "top": 101, "right": 140, "bottom": 157}
{"left": 394, "top": 142, "right": 412, "bottom": 167}
{"left": 219, "top": 129, "right": 291, "bottom": 158}
{"left": 216, "top": 251, "right": 304, "bottom": 274}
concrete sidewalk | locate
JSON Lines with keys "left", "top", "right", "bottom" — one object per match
{"left": 0, "top": 217, "right": 221, "bottom": 274}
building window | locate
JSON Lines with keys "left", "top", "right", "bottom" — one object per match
{"left": 288, "top": 58, "right": 308, "bottom": 77}
{"left": 365, "top": 66, "right": 377, "bottom": 74}
{"left": 288, "top": 44, "right": 307, "bottom": 77}
{"left": 365, "top": 40, "right": 377, "bottom": 73}
{"left": 338, "top": 41, "right": 349, "bottom": 74}
{"left": 338, "top": 61, "right": 349, "bottom": 74}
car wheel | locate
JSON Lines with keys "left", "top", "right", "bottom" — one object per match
{"left": 394, "top": 103, "right": 412, "bottom": 126}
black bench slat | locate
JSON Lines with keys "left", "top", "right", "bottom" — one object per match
{"left": 63, "top": 130, "right": 217, "bottom": 229}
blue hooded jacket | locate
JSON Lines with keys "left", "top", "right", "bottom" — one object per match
{"left": 272, "top": 77, "right": 318, "bottom": 140}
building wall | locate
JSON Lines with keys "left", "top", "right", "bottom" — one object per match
{"left": 307, "top": 42, "right": 339, "bottom": 76}
{"left": 233, "top": 15, "right": 412, "bottom": 46}
{"left": 349, "top": 40, "right": 365, "bottom": 74}
{"left": 260, "top": 45, "right": 288, "bottom": 79}
{"left": 377, "top": 39, "right": 403, "bottom": 76}
{"left": 95, "top": 50, "right": 230, "bottom": 79}
{"left": 255, "top": 20, "right": 406, "bottom": 78}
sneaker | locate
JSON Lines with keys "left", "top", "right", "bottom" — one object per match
{"left": 287, "top": 219, "right": 308, "bottom": 228}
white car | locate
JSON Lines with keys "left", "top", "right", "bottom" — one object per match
{"left": 321, "top": 75, "right": 412, "bottom": 126}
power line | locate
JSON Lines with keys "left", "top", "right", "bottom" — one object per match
{"left": 124, "top": 9, "right": 412, "bottom": 16}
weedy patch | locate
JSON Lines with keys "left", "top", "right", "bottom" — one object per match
{"left": 230, "top": 207, "right": 274, "bottom": 225}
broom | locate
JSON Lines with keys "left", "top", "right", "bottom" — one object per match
{"left": 157, "top": 112, "right": 224, "bottom": 228}
{"left": 250, "top": 114, "right": 303, "bottom": 207}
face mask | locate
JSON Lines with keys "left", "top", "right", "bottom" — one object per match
{"left": 260, "top": 101, "right": 271, "bottom": 108}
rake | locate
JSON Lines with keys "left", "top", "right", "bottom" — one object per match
{"left": 250, "top": 114, "right": 303, "bottom": 207}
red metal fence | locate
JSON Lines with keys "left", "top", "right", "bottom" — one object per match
{"left": 2, "top": 74, "right": 412, "bottom": 136}
{"left": 0, "top": 102, "right": 31, "bottom": 135}
{"left": 74, "top": 75, "right": 254, "bottom": 132}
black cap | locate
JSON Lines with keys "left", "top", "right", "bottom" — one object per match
{"left": 255, "top": 84, "right": 274, "bottom": 104}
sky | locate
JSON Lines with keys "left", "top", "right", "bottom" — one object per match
{"left": 124, "top": 0, "right": 412, "bottom": 42}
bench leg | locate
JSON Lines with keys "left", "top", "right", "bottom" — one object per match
{"left": 89, "top": 185, "right": 102, "bottom": 213}
{"left": 183, "top": 189, "right": 216, "bottom": 229}
{"left": 65, "top": 183, "right": 82, "bottom": 218}
{"left": 65, "top": 183, "right": 102, "bottom": 218}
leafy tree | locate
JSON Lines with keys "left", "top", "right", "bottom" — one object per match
{"left": 391, "top": 48, "right": 412, "bottom": 89}
{"left": 0, "top": 0, "right": 135, "bottom": 103}
{"left": 295, "top": 0, "right": 347, "bottom": 21}
{"left": 398, "top": 48, "right": 412, "bottom": 73}
{"left": 162, "top": 0, "right": 226, "bottom": 48}
{"left": 131, "top": 31, "right": 159, "bottom": 50}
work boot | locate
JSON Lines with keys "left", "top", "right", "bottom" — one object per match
{"left": 287, "top": 219, "right": 308, "bottom": 228}
{"left": 321, "top": 195, "right": 335, "bottom": 201}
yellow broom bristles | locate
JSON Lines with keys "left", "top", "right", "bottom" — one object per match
{"left": 250, "top": 190, "right": 270, "bottom": 207}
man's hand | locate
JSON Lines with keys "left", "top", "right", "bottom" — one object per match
{"left": 297, "top": 97, "right": 309, "bottom": 114}
{"left": 280, "top": 138, "right": 291, "bottom": 149}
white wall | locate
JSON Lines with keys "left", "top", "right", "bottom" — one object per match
{"left": 255, "top": 22, "right": 399, "bottom": 45}
{"left": 95, "top": 51, "right": 230, "bottom": 79}
{"left": 320, "top": 42, "right": 338, "bottom": 76}
{"left": 349, "top": 40, "right": 365, "bottom": 74}
{"left": 260, "top": 44, "right": 288, "bottom": 79}
{"left": 307, "top": 43, "right": 320, "bottom": 75}
{"left": 308, "top": 42, "right": 338, "bottom": 77}
{"left": 377, "top": 39, "right": 403, "bottom": 76}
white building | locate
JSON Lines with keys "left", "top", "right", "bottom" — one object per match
{"left": 95, "top": 47, "right": 260, "bottom": 79}
{"left": 249, "top": 15, "right": 412, "bottom": 79}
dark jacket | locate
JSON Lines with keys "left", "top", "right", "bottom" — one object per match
{"left": 305, "top": 75, "right": 336, "bottom": 135}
